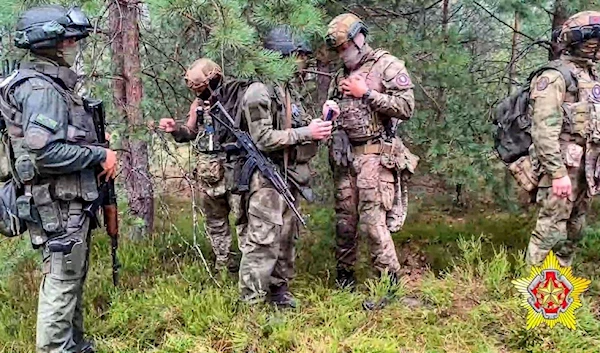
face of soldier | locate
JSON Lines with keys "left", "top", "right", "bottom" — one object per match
{"left": 337, "top": 33, "right": 366, "bottom": 70}
{"left": 576, "top": 38, "right": 600, "bottom": 61}
{"left": 57, "top": 38, "right": 79, "bottom": 67}
{"left": 294, "top": 52, "right": 308, "bottom": 71}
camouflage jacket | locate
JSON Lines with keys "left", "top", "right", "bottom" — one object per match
{"left": 529, "top": 55, "right": 600, "bottom": 187}
{"left": 328, "top": 48, "right": 415, "bottom": 143}
{"left": 241, "top": 81, "right": 317, "bottom": 185}
{"left": 0, "top": 56, "right": 106, "bottom": 176}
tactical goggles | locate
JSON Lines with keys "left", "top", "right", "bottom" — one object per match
{"left": 65, "top": 7, "right": 91, "bottom": 28}
{"left": 564, "top": 25, "right": 600, "bottom": 44}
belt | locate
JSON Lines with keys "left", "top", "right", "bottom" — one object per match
{"left": 353, "top": 142, "right": 392, "bottom": 156}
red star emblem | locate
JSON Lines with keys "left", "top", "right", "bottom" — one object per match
{"left": 528, "top": 270, "right": 573, "bottom": 317}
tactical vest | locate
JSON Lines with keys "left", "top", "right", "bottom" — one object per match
{"left": 332, "top": 50, "right": 396, "bottom": 144}
{"left": 0, "top": 63, "right": 100, "bottom": 246}
{"left": 557, "top": 60, "right": 600, "bottom": 144}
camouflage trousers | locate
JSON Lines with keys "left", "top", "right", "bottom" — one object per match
{"left": 238, "top": 171, "right": 299, "bottom": 303}
{"left": 199, "top": 181, "right": 246, "bottom": 271}
{"left": 35, "top": 201, "right": 91, "bottom": 353}
{"left": 334, "top": 154, "right": 401, "bottom": 275}
{"left": 527, "top": 164, "right": 591, "bottom": 267}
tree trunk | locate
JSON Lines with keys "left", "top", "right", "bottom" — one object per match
{"left": 437, "top": 0, "right": 449, "bottom": 121}
{"left": 508, "top": 12, "right": 520, "bottom": 95}
{"left": 315, "top": 44, "right": 333, "bottom": 107}
{"left": 549, "top": 0, "right": 568, "bottom": 60}
{"left": 109, "top": 0, "right": 155, "bottom": 239}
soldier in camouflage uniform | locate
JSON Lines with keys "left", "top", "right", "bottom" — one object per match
{"left": 239, "top": 26, "right": 332, "bottom": 307}
{"left": 526, "top": 11, "right": 600, "bottom": 267}
{"left": 0, "top": 6, "right": 117, "bottom": 352}
{"left": 159, "top": 58, "right": 246, "bottom": 272}
{"left": 323, "top": 14, "right": 418, "bottom": 289}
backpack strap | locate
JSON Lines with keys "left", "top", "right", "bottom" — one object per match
{"left": 527, "top": 60, "right": 578, "bottom": 97}
{"left": 0, "top": 69, "right": 69, "bottom": 132}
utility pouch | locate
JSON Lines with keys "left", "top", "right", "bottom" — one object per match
{"left": 79, "top": 169, "right": 98, "bottom": 202}
{"left": 294, "top": 142, "right": 318, "bottom": 164}
{"left": 508, "top": 155, "right": 539, "bottom": 192}
{"left": 16, "top": 194, "right": 38, "bottom": 223}
{"left": 0, "top": 133, "right": 13, "bottom": 182}
{"left": 380, "top": 140, "right": 397, "bottom": 170}
{"left": 32, "top": 184, "right": 64, "bottom": 233}
{"left": 55, "top": 173, "right": 79, "bottom": 201}
{"left": 14, "top": 154, "right": 35, "bottom": 182}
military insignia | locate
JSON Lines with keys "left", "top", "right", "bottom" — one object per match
{"left": 591, "top": 16, "right": 600, "bottom": 25}
{"left": 396, "top": 73, "right": 411, "bottom": 87}
{"left": 536, "top": 77, "right": 550, "bottom": 91}
{"left": 512, "top": 251, "right": 591, "bottom": 330}
{"left": 592, "top": 84, "right": 600, "bottom": 99}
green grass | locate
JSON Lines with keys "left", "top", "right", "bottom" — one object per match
{"left": 1, "top": 199, "right": 600, "bottom": 353}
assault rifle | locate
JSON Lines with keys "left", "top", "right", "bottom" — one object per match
{"left": 85, "top": 99, "right": 120, "bottom": 286}
{"left": 206, "top": 101, "right": 306, "bottom": 227}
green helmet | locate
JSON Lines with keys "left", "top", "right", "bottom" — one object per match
{"left": 263, "top": 25, "right": 312, "bottom": 56}
{"left": 14, "top": 5, "right": 91, "bottom": 50}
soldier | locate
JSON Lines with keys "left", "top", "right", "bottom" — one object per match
{"left": 526, "top": 11, "right": 600, "bottom": 267}
{"left": 238, "top": 26, "right": 332, "bottom": 308}
{"left": 323, "top": 14, "right": 418, "bottom": 291}
{"left": 0, "top": 5, "right": 117, "bottom": 353}
{"left": 159, "top": 58, "right": 246, "bottom": 272}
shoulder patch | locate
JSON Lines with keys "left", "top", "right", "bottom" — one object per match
{"left": 25, "top": 125, "right": 51, "bottom": 150}
{"left": 536, "top": 77, "right": 549, "bottom": 91}
{"left": 32, "top": 114, "right": 59, "bottom": 132}
{"left": 593, "top": 84, "right": 600, "bottom": 99}
{"left": 396, "top": 73, "right": 412, "bottom": 87}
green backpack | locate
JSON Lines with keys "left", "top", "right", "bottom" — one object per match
{"left": 493, "top": 60, "right": 578, "bottom": 164}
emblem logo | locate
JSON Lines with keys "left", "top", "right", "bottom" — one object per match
{"left": 536, "top": 77, "right": 549, "bottom": 91}
{"left": 396, "top": 73, "right": 411, "bottom": 87}
{"left": 592, "top": 84, "right": 600, "bottom": 99}
{"left": 512, "top": 251, "right": 591, "bottom": 330}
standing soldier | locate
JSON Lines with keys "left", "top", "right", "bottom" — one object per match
{"left": 323, "top": 14, "right": 418, "bottom": 292}
{"left": 0, "top": 5, "right": 117, "bottom": 352}
{"left": 159, "top": 58, "right": 246, "bottom": 272}
{"left": 526, "top": 11, "right": 600, "bottom": 267}
{"left": 238, "top": 26, "right": 332, "bottom": 308}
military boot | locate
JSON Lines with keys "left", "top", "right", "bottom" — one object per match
{"left": 335, "top": 267, "right": 356, "bottom": 290}
{"left": 76, "top": 341, "right": 95, "bottom": 353}
{"left": 362, "top": 272, "right": 400, "bottom": 311}
{"left": 268, "top": 283, "right": 297, "bottom": 309}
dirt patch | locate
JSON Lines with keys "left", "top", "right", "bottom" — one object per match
{"left": 398, "top": 242, "right": 429, "bottom": 288}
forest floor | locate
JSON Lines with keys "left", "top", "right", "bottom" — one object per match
{"left": 1, "top": 196, "right": 600, "bottom": 353}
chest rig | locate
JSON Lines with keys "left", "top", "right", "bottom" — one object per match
{"left": 560, "top": 61, "right": 600, "bottom": 143}
{"left": 0, "top": 63, "right": 100, "bottom": 247}
{"left": 333, "top": 50, "right": 392, "bottom": 144}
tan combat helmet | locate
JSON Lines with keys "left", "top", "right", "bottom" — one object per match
{"left": 184, "top": 58, "right": 222, "bottom": 93}
{"left": 325, "top": 13, "right": 368, "bottom": 49}
{"left": 558, "top": 11, "right": 600, "bottom": 47}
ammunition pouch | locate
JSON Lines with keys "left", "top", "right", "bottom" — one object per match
{"left": 508, "top": 155, "right": 539, "bottom": 192}
{"left": 32, "top": 184, "right": 64, "bottom": 234}
{"left": 14, "top": 153, "right": 35, "bottom": 183}
{"left": 379, "top": 138, "right": 419, "bottom": 175}
{"left": 196, "top": 154, "right": 225, "bottom": 185}
{"left": 293, "top": 141, "right": 318, "bottom": 164}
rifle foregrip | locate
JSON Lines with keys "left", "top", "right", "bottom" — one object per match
{"left": 104, "top": 205, "right": 119, "bottom": 238}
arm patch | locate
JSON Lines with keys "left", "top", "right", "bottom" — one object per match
{"left": 32, "top": 114, "right": 59, "bottom": 132}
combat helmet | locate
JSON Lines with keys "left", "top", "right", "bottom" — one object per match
{"left": 558, "top": 11, "right": 600, "bottom": 47}
{"left": 184, "top": 58, "right": 223, "bottom": 93}
{"left": 325, "top": 13, "right": 368, "bottom": 49}
{"left": 14, "top": 5, "right": 91, "bottom": 50}
{"left": 263, "top": 25, "right": 312, "bottom": 56}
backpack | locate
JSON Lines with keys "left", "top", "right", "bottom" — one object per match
{"left": 493, "top": 61, "right": 578, "bottom": 164}
{"left": 0, "top": 61, "right": 27, "bottom": 238}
